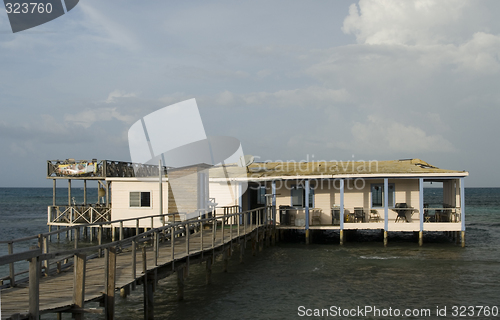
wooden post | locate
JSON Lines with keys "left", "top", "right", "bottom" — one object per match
{"left": 68, "top": 179, "right": 72, "bottom": 206}
{"left": 105, "top": 247, "right": 116, "bottom": 320}
{"left": 177, "top": 266, "right": 185, "bottom": 301}
{"left": 259, "top": 232, "right": 263, "bottom": 252}
{"left": 384, "top": 231, "right": 388, "bottom": 247}
{"left": 461, "top": 231, "right": 465, "bottom": 247}
{"left": 53, "top": 178, "right": 56, "bottom": 206}
{"left": 142, "top": 246, "right": 154, "bottom": 320}
{"left": 98, "top": 226, "right": 103, "bottom": 258}
{"left": 223, "top": 248, "right": 228, "bottom": 273}
{"left": 144, "top": 276, "right": 154, "bottom": 320}
{"left": 239, "top": 239, "right": 244, "bottom": 264}
{"left": 120, "top": 285, "right": 129, "bottom": 298}
{"left": 8, "top": 242, "right": 15, "bottom": 287}
{"left": 119, "top": 221, "right": 124, "bottom": 241}
{"left": 83, "top": 179, "right": 87, "bottom": 206}
{"left": 131, "top": 239, "right": 137, "bottom": 290}
{"left": 305, "top": 229, "right": 310, "bottom": 245}
{"left": 340, "top": 230, "right": 344, "bottom": 246}
{"left": 419, "top": 231, "right": 423, "bottom": 246}
{"left": 206, "top": 258, "right": 212, "bottom": 284}
{"left": 171, "top": 226, "right": 175, "bottom": 270}
{"left": 75, "top": 227, "right": 79, "bottom": 249}
{"left": 252, "top": 234, "right": 256, "bottom": 256}
{"left": 154, "top": 232, "right": 158, "bottom": 267}
{"left": 73, "top": 253, "right": 86, "bottom": 320}
{"left": 43, "top": 236, "right": 49, "bottom": 276}
{"left": 29, "top": 256, "right": 40, "bottom": 320}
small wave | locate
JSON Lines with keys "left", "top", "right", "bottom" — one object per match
{"left": 359, "top": 255, "right": 398, "bottom": 260}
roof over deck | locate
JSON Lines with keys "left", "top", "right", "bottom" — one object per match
{"left": 208, "top": 158, "right": 469, "bottom": 181}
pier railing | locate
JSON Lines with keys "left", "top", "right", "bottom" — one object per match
{"left": 0, "top": 205, "right": 275, "bottom": 318}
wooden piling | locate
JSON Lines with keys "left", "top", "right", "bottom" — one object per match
{"left": 305, "top": 229, "right": 310, "bottom": 245}
{"left": 223, "top": 248, "right": 228, "bottom": 273}
{"left": 239, "top": 240, "right": 244, "bottom": 264}
{"left": 177, "top": 266, "right": 185, "bottom": 301}
{"left": 419, "top": 231, "right": 423, "bottom": 246}
{"left": 461, "top": 231, "right": 465, "bottom": 247}
{"left": 383, "top": 231, "right": 388, "bottom": 247}
{"left": 105, "top": 247, "right": 116, "bottom": 320}
{"left": 131, "top": 240, "right": 137, "bottom": 290}
{"left": 251, "top": 235, "right": 256, "bottom": 256}
{"left": 206, "top": 258, "right": 212, "bottom": 285}
{"left": 340, "top": 230, "right": 344, "bottom": 245}
{"left": 29, "top": 256, "right": 40, "bottom": 320}
{"left": 73, "top": 253, "right": 86, "bottom": 320}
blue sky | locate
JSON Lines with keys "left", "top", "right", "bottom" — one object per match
{"left": 0, "top": 0, "right": 499, "bottom": 187}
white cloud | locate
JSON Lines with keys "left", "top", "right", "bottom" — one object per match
{"left": 105, "top": 90, "right": 138, "bottom": 104}
{"left": 342, "top": 0, "right": 471, "bottom": 46}
{"left": 241, "top": 86, "right": 350, "bottom": 107}
{"left": 349, "top": 115, "right": 456, "bottom": 154}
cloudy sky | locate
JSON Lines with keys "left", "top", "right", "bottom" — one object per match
{"left": 0, "top": 0, "right": 499, "bottom": 187}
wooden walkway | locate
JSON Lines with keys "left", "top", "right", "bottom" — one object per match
{"left": 1, "top": 208, "right": 274, "bottom": 320}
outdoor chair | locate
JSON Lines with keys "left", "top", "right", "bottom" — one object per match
{"left": 331, "top": 207, "right": 341, "bottom": 225}
{"left": 354, "top": 207, "right": 365, "bottom": 223}
{"left": 369, "top": 209, "right": 380, "bottom": 222}
{"left": 311, "top": 209, "right": 322, "bottom": 225}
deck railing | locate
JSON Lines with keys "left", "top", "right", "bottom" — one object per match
{"left": 48, "top": 204, "right": 112, "bottom": 225}
{"left": 279, "top": 206, "right": 461, "bottom": 227}
{"left": 0, "top": 206, "right": 275, "bottom": 297}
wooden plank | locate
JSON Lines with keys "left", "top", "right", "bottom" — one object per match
{"left": 0, "top": 221, "right": 262, "bottom": 320}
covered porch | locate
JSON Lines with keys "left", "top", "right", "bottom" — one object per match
{"left": 252, "top": 176, "right": 466, "bottom": 246}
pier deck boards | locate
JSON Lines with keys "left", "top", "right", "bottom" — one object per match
{"left": 1, "top": 224, "right": 261, "bottom": 320}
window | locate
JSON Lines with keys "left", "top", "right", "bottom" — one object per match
{"left": 130, "top": 191, "right": 151, "bottom": 207}
{"left": 257, "top": 185, "right": 267, "bottom": 205}
{"left": 371, "top": 184, "right": 394, "bottom": 208}
{"left": 291, "top": 185, "right": 314, "bottom": 207}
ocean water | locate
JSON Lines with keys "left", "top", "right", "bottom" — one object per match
{"left": 1, "top": 188, "right": 500, "bottom": 319}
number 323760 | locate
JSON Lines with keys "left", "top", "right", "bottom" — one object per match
{"left": 5, "top": 3, "right": 53, "bottom": 14}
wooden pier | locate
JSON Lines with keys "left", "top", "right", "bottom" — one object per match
{"left": 0, "top": 207, "right": 275, "bottom": 320}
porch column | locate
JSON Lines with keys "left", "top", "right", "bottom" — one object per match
{"left": 68, "top": 179, "right": 71, "bottom": 206}
{"left": 460, "top": 177, "right": 465, "bottom": 247}
{"left": 105, "top": 181, "right": 110, "bottom": 207}
{"left": 83, "top": 180, "right": 87, "bottom": 206}
{"left": 53, "top": 179, "right": 56, "bottom": 206}
{"left": 159, "top": 160, "right": 163, "bottom": 221}
{"left": 340, "top": 179, "right": 345, "bottom": 245}
{"left": 419, "top": 178, "right": 424, "bottom": 246}
{"left": 305, "top": 180, "right": 310, "bottom": 244}
{"left": 271, "top": 180, "right": 276, "bottom": 226}
{"left": 238, "top": 182, "right": 244, "bottom": 213}
{"left": 271, "top": 180, "right": 276, "bottom": 207}
{"left": 384, "top": 178, "right": 388, "bottom": 246}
